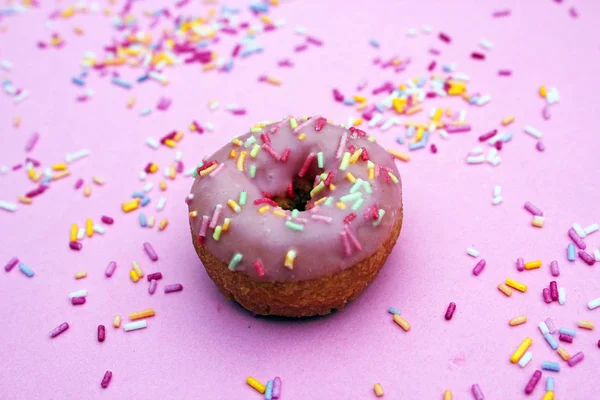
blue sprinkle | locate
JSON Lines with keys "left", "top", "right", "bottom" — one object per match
{"left": 80, "top": 70, "right": 89, "bottom": 78}
{"left": 501, "top": 132, "right": 513, "bottom": 143}
{"left": 111, "top": 76, "right": 132, "bottom": 89}
{"left": 137, "top": 75, "right": 149, "bottom": 83}
{"left": 395, "top": 136, "right": 405, "bottom": 144}
{"left": 41, "top": 176, "right": 52, "bottom": 184}
{"left": 19, "top": 262, "right": 34, "bottom": 277}
{"left": 408, "top": 141, "right": 426, "bottom": 151}
{"left": 558, "top": 327, "right": 576, "bottom": 337}
{"left": 567, "top": 243, "right": 576, "bottom": 261}
{"left": 406, "top": 125, "right": 415, "bottom": 138}
{"left": 544, "top": 333, "right": 559, "bottom": 350}
{"left": 250, "top": 2, "right": 268, "bottom": 12}
{"left": 71, "top": 77, "right": 85, "bottom": 86}
{"left": 132, "top": 191, "right": 145, "bottom": 198}
{"left": 139, "top": 212, "right": 147, "bottom": 227}
{"left": 140, "top": 196, "right": 151, "bottom": 207}
{"left": 140, "top": 107, "right": 152, "bottom": 116}
{"left": 224, "top": 60, "right": 234, "bottom": 72}
{"left": 197, "top": 40, "right": 209, "bottom": 48}
{"left": 546, "top": 377, "right": 555, "bottom": 392}
{"left": 417, "top": 76, "right": 426, "bottom": 87}
{"left": 264, "top": 380, "right": 273, "bottom": 400}
{"left": 375, "top": 103, "right": 385, "bottom": 112}
{"left": 343, "top": 98, "right": 356, "bottom": 105}
{"left": 541, "top": 361, "right": 560, "bottom": 372}
{"left": 388, "top": 307, "right": 401, "bottom": 315}
{"left": 369, "top": 39, "right": 380, "bottom": 48}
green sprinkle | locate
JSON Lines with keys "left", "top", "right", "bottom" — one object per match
{"left": 350, "top": 178, "right": 364, "bottom": 194}
{"left": 290, "top": 117, "right": 298, "bottom": 129}
{"left": 250, "top": 144, "right": 261, "bottom": 158}
{"left": 367, "top": 160, "right": 375, "bottom": 169}
{"left": 249, "top": 164, "right": 257, "bottom": 178}
{"left": 388, "top": 171, "right": 399, "bottom": 184}
{"left": 310, "top": 182, "right": 325, "bottom": 197}
{"left": 192, "top": 162, "right": 203, "bottom": 178}
{"left": 228, "top": 253, "right": 243, "bottom": 270}
{"left": 239, "top": 191, "right": 247, "bottom": 206}
{"left": 320, "top": 172, "right": 328, "bottom": 180}
{"left": 285, "top": 221, "right": 304, "bottom": 231}
{"left": 250, "top": 127, "right": 262, "bottom": 133}
{"left": 339, "top": 152, "right": 351, "bottom": 170}
{"left": 363, "top": 181, "right": 373, "bottom": 194}
{"left": 244, "top": 135, "right": 257, "bottom": 148}
{"left": 317, "top": 152, "right": 324, "bottom": 168}
{"left": 340, "top": 192, "right": 362, "bottom": 203}
{"left": 213, "top": 225, "right": 222, "bottom": 241}
{"left": 373, "top": 209, "right": 386, "bottom": 226}
{"left": 291, "top": 209, "right": 299, "bottom": 218}
{"left": 368, "top": 136, "right": 376, "bottom": 142}
{"left": 324, "top": 197, "right": 334, "bottom": 207}
{"left": 352, "top": 197, "right": 364, "bottom": 211}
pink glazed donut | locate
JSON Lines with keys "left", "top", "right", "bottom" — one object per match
{"left": 187, "top": 116, "right": 403, "bottom": 317}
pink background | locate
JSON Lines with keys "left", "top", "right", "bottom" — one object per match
{"left": 1, "top": 0, "right": 599, "bottom": 398}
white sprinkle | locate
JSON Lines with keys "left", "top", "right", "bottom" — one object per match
{"left": 225, "top": 103, "right": 239, "bottom": 110}
{"left": 346, "top": 116, "right": 355, "bottom": 129}
{"left": 1, "top": 59, "right": 13, "bottom": 71}
{"left": 148, "top": 71, "right": 168, "bottom": 84}
{"left": 93, "top": 224, "right": 105, "bottom": 234}
{"left": 558, "top": 287, "right": 566, "bottom": 305}
{"left": 493, "top": 185, "right": 501, "bottom": 197}
{"left": 479, "top": 39, "right": 493, "bottom": 50}
{"left": 477, "top": 95, "right": 491, "bottom": 106}
{"left": 69, "top": 289, "right": 87, "bottom": 298}
{"left": 534, "top": 215, "right": 545, "bottom": 223}
{"left": 406, "top": 28, "right": 417, "bottom": 37}
{"left": 427, "top": 122, "right": 437, "bottom": 133}
{"left": 156, "top": 197, "right": 166, "bottom": 211}
{"left": 470, "top": 147, "right": 484, "bottom": 155}
{"left": 466, "top": 247, "right": 479, "bottom": 257}
{"left": 486, "top": 148, "right": 498, "bottom": 163}
{"left": 139, "top": 171, "right": 147, "bottom": 181}
{"left": 437, "top": 129, "right": 449, "bottom": 139}
{"left": 518, "top": 351, "right": 533, "bottom": 368}
{"left": 175, "top": 151, "right": 183, "bottom": 161}
{"left": 368, "top": 113, "right": 382, "bottom": 128}
{"left": 428, "top": 107, "right": 436, "bottom": 118}
{"left": 146, "top": 138, "right": 159, "bottom": 149}
{"left": 546, "top": 87, "right": 560, "bottom": 104}
{"left": 489, "top": 156, "right": 501, "bottom": 166}
{"left": 538, "top": 321, "right": 550, "bottom": 335}
{"left": 0, "top": 200, "right": 17, "bottom": 212}
{"left": 295, "top": 26, "right": 307, "bottom": 35}
{"left": 524, "top": 125, "right": 542, "bottom": 139}
{"left": 123, "top": 319, "right": 148, "bottom": 332}
{"left": 147, "top": 216, "right": 155, "bottom": 227}
{"left": 14, "top": 89, "right": 29, "bottom": 103}
{"left": 0, "top": 166, "right": 8, "bottom": 174}
{"left": 421, "top": 25, "right": 432, "bottom": 34}
{"left": 140, "top": 107, "right": 152, "bottom": 116}
{"left": 572, "top": 223, "right": 586, "bottom": 238}
{"left": 163, "top": 168, "right": 170, "bottom": 178}
{"left": 66, "top": 149, "right": 90, "bottom": 163}
{"left": 594, "top": 249, "right": 600, "bottom": 262}
{"left": 184, "top": 167, "right": 196, "bottom": 177}
{"left": 459, "top": 110, "right": 467, "bottom": 122}
{"left": 584, "top": 223, "right": 598, "bottom": 235}
{"left": 487, "top": 131, "right": 504, "bottom": 144}
{"left": 77, "top": 228, "right": 85, "bottom": 240}
{"left": 453, "top": 73, "right": 470, "bottom": 82}
{"left": 84, "top": 88, "right": 95, "bottom": 97}
{"left": 143, "top": 182, "right": 153, "bottom": 192}
{"left": 492, "top": 196, "right": 503, "bottom": 205}
{"left": 205, "top": 122, "right": 215, "bottom": 132}
{"left": 588, "top": 298, "right": 600, "bottom": 310}
{"left": 380, "top": 118, "right": 396, "bottom": 131}
{"left": 466, "top": 155, "right": 485, "bottom": 164}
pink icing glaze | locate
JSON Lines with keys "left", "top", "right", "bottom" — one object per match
{"left": 187, "top": 116, "right": 402, "bottom": 282}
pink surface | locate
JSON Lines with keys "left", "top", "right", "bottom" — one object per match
{"left": 1, "top": 0, "right": 599, "bottom": 399}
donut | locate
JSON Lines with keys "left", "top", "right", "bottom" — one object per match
{"left": 187, "top": 116, "right": 403, "bottom": 317}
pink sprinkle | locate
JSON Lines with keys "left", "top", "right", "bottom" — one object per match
{"left": 569, "top": 7, "right": 578, "bottom": 18}
{"left": 149, "top": 279, "right": 158, "bottom": 295}
{"left": 191, "top": 121, "right": 204, "bottom": 133}
{"left": 536, "top": 141, "right": 545, "bottom": 152}
{"left": 298, "top": 153, "right": 315, "bottom": 178}
{"left": 429, "top": 48, "right": 441, "bottom": 56}
{"left": 340, "top": 232, "right": 352, "bottom": 256}
{"left": 164, "top": 283, "right": 183, "bottom": 293}
{"left": 344, "top": 226, "right": 362, "bottom": 251}
{"left": 445, "top": 302, "right": 456, "bottom": 320}
{"left": 4, "top": 257, "right": 19, "bottom": 272}
{"left": 495, "top": 141, "right": 503, "bottom": 151}
{"left": 524, "top": 370, "right": 542, "bottom": 394}
{"left": 335, "top": 132, "right": 348, "bottom": 159}
{"left": 294, "top": 44, "right": 308, "bottom": 52}
{"left": 314, "top": 117, "right": 327, "bottom": 131}
{"left": 105, "top": 261, "right": 117, "bottom": 277}
{"left": 438, "top": 32, "right": 451, "bottom": 43}
{"left": 209, "top": 204, "right": 223, "bottom": 229}
{"left": 273, "top": 377, "right": 282, "bottom": 398}
{"left": 292, "top": 117, "right": 315, "bottom": 134}
{"left": 492, "top": 9, "right": 511, "bottom": 18}
{"left": 471, "top": 384, "right": 484, "bottom": 400}
{"left": 324, "top": 171, "right": 334, "bottom": 186}
{"left": 231, "top": 109, "right": 246, "bottom": 116}
{"left": 311, "top": 214, "right": 332, "bottom": 223}
{"left": 209, "top": 163, "right": 225, "bottom": 177}
{"left": 578, "top": 250, "right": 596, "bottom": 265}
{"left": 568, "top": 228, "right": 586, "bottom": 249}
{"left": 262, "top": 143, "right": 282, "bottom": 160}
{"left": 199, "top": 215, "right": 210, "bottom": 237}
{"left": 542, "top": 288, "right": 552, "bottom": 303}
{"left": 231, "top": 44, "right": 241, "bottom": 57}
{"left": 25, "top": 132, "right": 40, "bottom": 153}
{"left": 277, "top": 59, "right": 294, "bottom": 68}
{"left": 156, "top": 97, "right": 172, "bottom": 111}
{"left": 332, "top": 88, "right": 344, "bottom": 102}
{"left": 254, "top": 198, "right": 278, "bottom": 207}
{"left": 306, "top": 36, "right": 323, "bottom": 46}
{"left": 280, "top": 148, "right": 291, "bottom": 162}
{"left": 445, "top": 125, "right": 471, "bottom": 133}
{"left": 25, "top": 186, "right": 47, "bottom": 198}
{"left": 472, "top": 259, "right": 486, "bottom": 276}
{"left": 143, "top": 242, "right": 159, "bottom": 261}
{"left": 498, "top": 69, "right": 512, "bottom": 76}
{"left": 71, "top": 296, "right": 86, "bottom": 305}
{"left": 550, "top": 281, "right": 558, "bottom": 300}
{"left": 430, "top": 144, "right": 438, "bottom": 154}
{"left": 98, "top": 325, "right": 106, "bottom": 342}
{"left": 545, "top": 318, "right": 557, "bottom": 333}
{"left": 260, "top": 133, "right": 271, "bottom": 144}
{"left": 479, "top": 129, "right": 497, "bottom": 142}
{"left": 542, "top": 106, "right": 551, "bottom": 120}
{"left": 12, "top": 164, "right": 22, "bottom": 171}
{"left": 559, "top": 333, "right": 573, "bottom": 343}
{"left": 270, "top": 116, "right": 290, "bottom": 134}
{"left": 101, "top": 371, "right": 112, "bottom": 389}
{"left": 427, "top": 61, "right": 436, "bottom": 71}
{"left": 69, "top": 241, "right": 82, "bottom": 251}
{"left": 101, "top": 215, "right": 114, "bottom": 224}
{"left": 550, "top": 260, "right": 559, "bottom": 276}
{"left": 253, "top": 260, "right": 265, "bottom": 277}
{"left": 147, "top": 272, "right": 162, "bottom": 281}
{"left": 74, "top": 178, "right": 84, "bottom": 189}
{"left": 568, "top": 352, "right": 584, "bottom": 367}
{"left": 524, "top": 201, "right": 543, "bottom": 216}
{"left": 49, "top": 322, "right": 69, "bottom": 338}
{"left": 471, "top": 52, "right": 485, "bottom": 60}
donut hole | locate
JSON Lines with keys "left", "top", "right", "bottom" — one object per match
{"left": 273, "top": 177, "right": 315, "bottom": 211}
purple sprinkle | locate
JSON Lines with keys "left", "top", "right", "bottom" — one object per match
{"left": 498, "top": 69, "right": 512, "bottom": 76}
{"left": 516, "top": 257, "right": 525, "bottom": 272}
{"left": 524, "top": 370, "right": 542, "bottom": 394}
{"left": 4, "top": 257, "right": 19, "bottom": 272}
{"left": 294, "top": 44, "right": 308, "bottom": 52}
{"left": 12, "top": 164, "right": 23, "bottom": 171}
{"left": 71, "top": 296, "right": 86, "bottom": 305}
{"left": 69, "top": 241, "right": 82, "bottom": 251}
{"left": 101, "top": 215, "right": 114, "bottom": 224}
{"left": 26, "top": 157, "right": 41, "bottom": 167}
{"left": 105, "top": 261, "right": 117, "bottom": 277}
{"left": 332, "top": 88, "right": 344, "bottom": 102}
{"left": 427, "top": 61, "right": 436, "bottom": 71}
{"left": 25, "top": 132, "right": 40, "bottom": 153}
{"left": 536, "top": 141, "right": 545, "bottom": 152}
{"left": 143, "top": 242, "right": 159, "bottom": 261}
{"left": 164, "top": 283, "right": 183, "bottom": 293}
{"left": 429, "top": 48, "right": 440, "bottom": 56}
{"left": 149, "top": 279, "right": 158, "bottom": 295}
{"left": 559, "top": 333, "right": 573, "bottom": 343}
{"left": 568, "top": 228, "right": 586, "bottom": 249}
{"left": 542, "top": 288, "right": 552, "bottom": 303}
{"left": 479, "top": 129, "right": 497, "bottom": 142}
{"left": 550, "top": 260, "right": 560, "bottom": 277}
{"left": 101, "top": 371, "right": 112, "bottom": 389}
{"left": 524, "top": 201, "right": 543, "bottom": 216}
{"left": 445, "top": 124, "right": 472, "bottom": 134}
{"left": 472, "top": 259, "right": 486, "bottom": 276}
{"left": 471, "top": 384, "right": 484, "bottom": 400}
{"left": 444, "top": 302, "right": 456, "bottom": 320}
{"left": 545, "top": 318, "right": 557, "bottom": 333}
{"left": 306, "top": 36, "right": 323, "bottom": 46}
{"left": 49, "top": 322, "right": 69, "bottom": 338}
{"left": 156, "top": 96, "right": 172, "bottom": 111}
{"left": 74, "top": 178, "right": 84, "bottom": 189}
{"left": 98, "top": 325, "right": 106, "bottom": 342}
{"left": 272, "top": 377, "right": 282, "bottom": 399}
{"left": 25, "top": 185, "right": 47, "bottom": 198}
{"left": 542, "top": 106, "right": 551, "bottom": 120}
{"left": 147, "top": 272, "right": 163, "bottom": 281}
{"left": 568, "top": 351, "right": 584, "bottom": 367}
{"left": 438, "top": 32, "right": 451, "bottom": 43}
{"left": 232, "top": 109, "right": 246, "bottom": 116}
{"left": 492, "top": 9, "right": 511, "bottom": 18}
{"left": 578, "top": 250, "right": 596, "bottom": 266}
{"left": 569, "top": 7, "right": 578, "bottom": 18}
{"left": 550, "top": 281, "right": 558, "bottom": 301}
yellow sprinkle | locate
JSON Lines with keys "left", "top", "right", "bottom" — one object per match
{"left": 578, "top": 320, "right": 595, "bottom": 330}
{"left": 289, "top": 117, "right": 298, "bottom": 129}
{"left": 129, "top": 308, "right": 155, "bottom": 320}
{"left": 203, "top": 63, "right": 216, "bottom": 71}
{"left": 222, "top": 218, "right": 231, "bottom": 232}
{"left": 509, "top": 315, "right": 527, "bottom": 326}
{"left": 113, "top": 314, "right": 121, "bottom": 328}
{"left": 232, "top": 138, "right": 243, "bottom": 147}
{"left": 164, "top": 139, "right": 176, "bottom": 148}
{"left": 336, "top": 201, "right": 346, "bottom": 210}
{"left": 52, "top": 163, "right": 67, "bottom": 171}
{"left": 61, "top": 7, "right": 76, "bottom": 18}
{"left": 246, "top": 377, "right": 266, "bottom": 394}
{"left": 501, "top": 115, "right": 515, "bottom": 126}
{"left": 353, "top": 118, "right": 363, "bottom": 126}
{"left": 189, "top": 211, "right": 198, "bottom": 218}
{"left": 339, "top": 152, "right": 351, "bottom": 170}
{"left": 392, "top": 98, "right": 406, "bottom": 114}
{"left": 353, "top": 95, "right": 366, "bottom": 103}
{"left": 524, "top": 260, "right": 542, "bottom": 270}
{"left": 127, "top": 96, "right": 136, "bottom": 108}
{"left": 132, "top": 261, "right": 144, "bottom": 278}
{"left": 266, "top": 76, "right": 281, "bottom": 86}
{"left": 168, "top": 165, "right": 176, "bottom": 179}
{"left": 329, "top": 184, "right": 336, "bottom": 191}
{"left": 273, "top": 209, "right": 287, "bottom": 218}
{"left": 83, "top": 185, "right": 91, "bottom": 197}
{"left": 356, "top": 102, "right": 368, "bottom": 111}
{"left": 314, "top": 197, "right": 328, "bottom": 206}
{"left": 368, "top": 167, "right": 375, "bottom": 180}
{"left": 213, "top": 225, "right": 222, "bottom": 241}
{"left": 250, "top": 144, "right": 261, "bottom": 158}
{"left": 393, "top": 314, "right": 411, "bottom": 331}
{"left": 345, "top": 173, "right": 356, "bottom": 183}
{"left": 388, "top": 149, "right": 410, "bottom": 162}
{"left": 70, "top": 224, "right": 78, "bottom": 242}
{"left": 86, "top": 218, "right": 93, "bottom": 237}
{"left": 432, "top": 108, "right": 444, "bottom": 122}
{"left": 542, "top": 391, "right": 554, "bottom": 400}
{"left": 498, "top": 283, "right": 513, "bottom": 297}
{"left": 258, "top": 205, "right": 270, "bottom": 214}
{"left": 227, "top": 199, "right": 241, "bottom": 213}
{"left": 373, "top": 383, "right": 384, "bottom": 397}
{"left": 199, "top": 164, "right": 217, "bottom": 176}
{"left": 284, "top": 250, "right": 296, "bottom": 270}
{"left": 18, "top": 196, "right": 32, "bottom": 205}
{"left": 443, "top": 390, "right": 452, "bottom": 400}
{"left": 259, "top": 15, "right": 271, "bottom": 24}
{"left": 13, "top": 115, "right": 21, "bottom": 127}
{"left": 414, "top": 127, "right": 425, "bottom": 142}
{"left": 27, "top": 168, "right": 36, "bottom": 180}
{"left": 122, "top": 199, "right": 140, "bottom": 213}
{"left": 539, "top": 86, "right": 547, "bottom": 98}
{"left": 506, "top": 278, "right": 527, "bottom": 292}
{"left": 74, "top": 271, "right": 87, "bottom": 279}
{"left": 510, "top": 337, "right": 532, "bottom": 363}
{"left": 147, "top": 216, "right": 155, "bottom": 227}
{"left": 406, "top": 104, "right": 423, "bottom": 115}
{"left": 447, "top": 81, "right": 467, "bottom": 95}
{"left": 129, "top": 269, "right": 140, "bottom": 283}
{"left": 298, "top": 133, "right": 307, "bottom": 141}
{"left": 531, "top": 219, "right": 544, "bottom": 228}
{"left": 556, "top": 347, "right": 570, "bottom": 361}
{"left": 310, "top": 182, "right": 325, "bottom": 197}
{"left": 53, "top": 170, "right": 71, "bottom": 181}
{"left": 158, "top": 218, "right": 168, "bottom": 231}
{"left": 349, "top": 149, "right": 363, "bottom": 164}
{"left": 237, "top": 151, "right": 247, "bottom": 171}
{"left": 388, "top": 171, "right": 399, "bottom": 184}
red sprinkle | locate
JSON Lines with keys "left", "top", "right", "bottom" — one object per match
{"left": 287, "top": 182, "right": 295, "bottom": 199}
{"left": 98, "top": 325, "right": 106, "bottom": 342}
{"left": 323, "top": 171, "right": 335, "bottom": 186}
{"left": 71, "top": 296, "right": 86, "bottom": 305}
{"left": 280, "top": 148, "right": 290, "bottom": 162}
{"left": 101, "top": 371, "right": 112, "bottom": 389}
{"left": 254, "top": 198, "right": 278, "bottom": 207}
{"left": 428, "top": 61, "right": 436, "bottom": 71}
{"left": 333, "top": 89, "right": 344, "bottom": 102}
{"left": 430, "top": 144, "right": 438, "bottom": 153}
{"left": 361, "top": 147, "right": 370, "bottom": 161}
{"left": 197, "top": 234, "right": 204, "bottom": 247}
{"left": 254, "top": 260, "right": 265, "bottom": 277}
{"left": 471, "top": 52, "right": 485, "bottom": 60}
{"left": 69, "top": 241, "right": 82, "bottom": 251}
{"left": 478, "top": 129, "right": 497, "bottom": 142}
{"left": 438, "top": 32, "right": 451, "bottom": 43}
{"left": 260, "top": 133, "right": 271, "bottom": 144}
{"left": 349, "top": 127, "right": 367, "bottom": 137}
{"left": 344, "top": 213, "right": 357, "bottom": 224}
{"left": 298, "top": 153, "right": 315, "bottom": 178}
{"left": 445, "top": 302, "right": 457, "bottom": 320}
{"left": 495, "top": 141, "right": 503, "bottom": 150}
{"left": 314, "top": 117, "right": 327, "bottom": 131}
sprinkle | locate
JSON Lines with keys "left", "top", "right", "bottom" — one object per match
{"left": 164, "top": 283, "right": 183, "bottom": 293}
{"left": 97, "top": 325, "right": 106, "bottom": 343}
{"left": 246, "top": 377, "right": 266, "bottom": 394}
{"left": 509, "top": 315, "right": 527, "bottom": 326}
{"left": 71, "top": 296, "right": 86, "bottom": 306}
{"left": 472, "top": 259, "right": 486, "bottom": 276}
{"left": 443, "top": 390, "right": 452, "bottom": 400}
{"left": 524, "top": 370, "right": 542, "bottom": 394}
{"left": 335, "top": 132, "right": 348, "bottom": 159}
{"left": 524, "top": 201, "right": 543, "bottom": 216}
{"left": 284, "top": 250, "right": 296, "bottom": 270}
{"left": 567, "top": 352, "right": 584, "bottom": 367}
{"left": 557, "top": 287, "right": 566, "bottom": 305}
{"left": 567, "top": 243, "right": 576, "bottom": 261}
{"left": 388, "top": 307, "right": 402, "bottom": 315}
{"left": 510, "top": 337, "right": 532, "bottom": 363}
{"left": 209, "top": 204, "right": 223, "bottom": 229}
{"left": 272, "top": 377, "right": 282, "bottom": 398}
{"left": 74, "top": 271, "right": 87, "bottom": 280}
{"left": 129, "top": 308, "right": 155, "bottom": 321}
{"left": 466, "top": 247, "right": 479, "bottom": 257}
{"left": 0, "top": 201, "right": 18, "bottom": 212}
{"left": 506, "top": 278, "right": 527, "bottom": 292}
{"left": 19, "top": 262, "right": 34, "bottom": 277}
{"left": 579, "top": 250, "right": 595, "bottom": 265}
{"left": 158, "top": 219, "right": 168, "bottom": 231}
{"left": 471, "top": 384, "right": 484, "bottom": 400}
{"left": 101, "top": 215, "right": 114, "bottom": 224}
{"left": 545, "top": 318, "right": 557, "bottom": 334}
{"left": 524, "top": 260, "right": 541, "bottom": 270}
{"left": 444, "top": 302, "right": 456, "bottom": 320}
{"left": 544, "top": 333, "right": 559, "bottom": 350}
{"left": 285, "top": 221, "right": 304, "bottom": 231}
{"left": 557, "top": 347, "right": 570, "bottom": 361}
{"left": 498, "top": 283, "right": 513, "bottom": 297}
{"left": 524, "top": 125, "right": 542, "bottom": 139}
{"left": 113, "top": 315, "right": 121, "bottom": 328}
{"left": 228, "top": 253, "right": 243, "bottom": 271}
{"left": 584, "top": 223, "right": 599, "bottom": 235}
{"left": 123, "top": 320, "right": 147, "bottom": 332}
{"left": 100, "top": 371, "right": 112, "bottom": 389}
{"left": 373, "top": 383, "right": 384, "bottom": 397}
{"left": 122, "top": 199, "right": 140, "bottom": 213}
{"left": 339, "top": 152, "right": 351, "bottom": 170}
{"left": 49, "top": 322, "right": 70, "bottom": 339}
{"left": 587, "top": 297, "right": 600, "bottom": 310}
{"left": 149, "top": 280, "right": 158, "bottom": 295}
{"left": 393, "top": 314, "right": 411, "bottom": 331}
{"left": 298, "top": 153, "right": 315, "bottom": 177}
